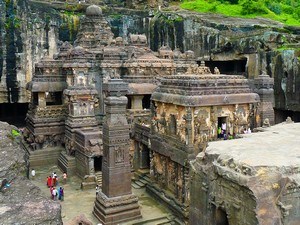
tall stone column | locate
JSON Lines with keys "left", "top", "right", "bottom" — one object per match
{"left": 93, "top": 79, "right": 141, "bottom": 225}
{"left": 254, "top": 73, "right": 275, "bottom": 126}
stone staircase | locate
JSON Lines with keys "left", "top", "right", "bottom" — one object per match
{"left": 57, "top": 151, "right": 76, "bottom": 176}
{"left": 132, "top": 216, "right": 172, "bottom": 225}
{"left": 23, "top": 142, "right": 63, "bottom": 168}
{"left": 132, "top": 215, "right": 184, "bottom": 225}
{"left": 94, "top": 171, "right": 102, "bottom": 187}
{"left": 132, "top": 171, "right": 151, "bottom": 189}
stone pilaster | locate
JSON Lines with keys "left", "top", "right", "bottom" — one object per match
{"left": 93, "top": 79, "right": 141, "bottom": 225}
{"left": 254, "top": 73, "right": 275, "bottom": 126}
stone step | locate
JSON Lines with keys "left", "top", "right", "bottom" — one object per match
{"left": 134, "top": 180, "right": 145, "bottom": 187}
{"left": 139, "top": 178, "right": 148, "bottom": 185}
{"left": 142, "top": 175, "right": 152, "bottom": 183}
{"left": 57, "top": 151, "right": 76, "bottom": 176}
{"left": 131, "top": 182, "right": 141, "bottom": 189}
{"left": 94, "top": 172, "right": 102, "bottom": 187}
{"left": 24, "top": 144, "right": 63, "bottom": 168}
{"left": 132, "top": 216, "right": 171, "bottom": 225}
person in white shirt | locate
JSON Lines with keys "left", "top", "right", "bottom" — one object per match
{"left": 31, "top": 169, "right": 36, "bottom": 180}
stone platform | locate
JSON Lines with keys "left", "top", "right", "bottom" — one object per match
{"left": 30, "top": 164, "right": 174, "bottom": 224}
{"left": 189, "top": 122, "right": 300, "bottom": 225}
{"left": 23, "top": 142, "right": 63, "bottom": 168}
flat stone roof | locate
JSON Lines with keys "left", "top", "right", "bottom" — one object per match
{"left": 206, "top": 122, "right": 300, "bottom": 168}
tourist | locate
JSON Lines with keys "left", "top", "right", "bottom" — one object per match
{"left": 59, "top": 187, "right": 64, "bottom": 201}
{"left": 50, "top": 186, "right": 54, "bottom": 199}
{"left": 53, "top": 176, "right": 57, "bottom": 186}
{"left": 31, "top": 169, "right": 36, "bottom": 180}
{"left": 217, "top": 127, "right": 222, "bottom": 138}
{"left": 247, "top": 128, "right": 251, "bottom": 134}
{"left": 47, "top": 176, "right": 52, "bottom": 187}
{"left": 96, "top": 185, "right": 99, "bottom": 196}
{"left": 223, "top": 133, "right": 228, "bottom": 140}
{"left": 221, "top": 122, "right": 226, "bottom": 134}
{"left": 63, "top": 172, "right": 67, "bottom": 184}
{"left": 52, "top": 187, "right": 57, "bottom": 200}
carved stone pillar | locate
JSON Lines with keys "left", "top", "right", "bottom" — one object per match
{"left": 184, "top": 107, "right": 195, "bottom": 160}
{"left": 254, "top": 73, "right": 275, "bottom": 126}
{"left": 38, "top": 92, "right": 46, "bottom": 107}
{"left": 93, "top": 79, "right": 141, "bottom": 225}
{"left": 131, "top": 95, "right": 144, "bottom": 110}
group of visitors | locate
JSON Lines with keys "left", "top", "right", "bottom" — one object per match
{"left": 217, "top": 122, "right": 250, "bottom": 140}
{"left": 46, "top": 172, "right": 67, "bottom": 187}
{"left": 217, "top": 122, "right": 231, "bottom": 140}
{"left": 50, "top": 186, "right": 64, "bottom": 201}
{"left": 46, "top": 171, "right": 67, "bottom": 201}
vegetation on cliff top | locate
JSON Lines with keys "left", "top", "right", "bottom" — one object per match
{"left": 180, "top": 0, "right": 300, "bottom": 26}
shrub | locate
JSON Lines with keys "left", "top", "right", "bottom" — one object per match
{"left": 267, "top": 2, "right": 282, "bottom": 15}
{"left": 241, "top": 0, "right": 268, "bottom": 15}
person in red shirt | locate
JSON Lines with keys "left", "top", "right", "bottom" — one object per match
{"left": 47, "top": 176, "right": 52, "bottom": 187}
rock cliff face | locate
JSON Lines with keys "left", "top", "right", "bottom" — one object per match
{"left": 0, "top": 0, "right": 80, "bottom": 103}
{"left": 0, "top": 1, "right": 299, "bottom": 122}
{"left": 0, "top": 121, "right": 62, "bottom": 224}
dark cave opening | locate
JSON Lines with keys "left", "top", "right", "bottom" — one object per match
{"left": 203, "top": 60, "right": 247, "bottom": 76}
{"left": 94, "top": 156, "right": 102, "bottom": 172}
{"left": 274, "top": 109, "right": 300, "bottom": 124}
{"left": 0, "top": 103, "right": 28, "bottom": 127}
{"left": 142, "top": 94, "right": 151, "bottom": 109}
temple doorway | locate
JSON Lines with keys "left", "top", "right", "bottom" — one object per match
{"left": 94, "top": 156, "right": 102, "bottom": 172}
{"left": 218, "top": 117, "right": 227, "bottom": 129}
{"left": 215, "top": 208, "right": 229, "bottom": 225}
{"left": 139, "top": 144, "right": 150, "bottom": 169}
{"left": 218, "top": 117, "right": 227, "bottom": 138}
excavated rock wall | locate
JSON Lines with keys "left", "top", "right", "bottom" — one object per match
{"left": 0, "top": 121, "right": 62, "bottom": 224}
{"left": 0, "top": 1, "right": 299, "bottom": 121}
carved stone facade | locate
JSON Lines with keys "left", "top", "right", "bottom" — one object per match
{"left": 148, "top": 62, "right": 260, "bottom": 221}
{"left": 24, "top": 58, "right": 67, "bottom": 152}
{"left": 93, "top": 79, "right": 141, "bottom": 225}
{"left": 23, "top": 4, "right": 196, "bottom": 175}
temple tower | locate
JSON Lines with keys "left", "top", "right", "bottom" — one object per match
{"left": 93, "top": 79, "right": 141, "bottom": 225}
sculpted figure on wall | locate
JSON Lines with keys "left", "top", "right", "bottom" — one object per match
{"left": 157, "top": 112, "right": 167, "bottom": 134}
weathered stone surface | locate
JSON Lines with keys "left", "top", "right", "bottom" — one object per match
{"left": 1, "top": 1, "right": 299, "bottom": 122}
{"left": 190, "top": 122, "right": 300, "bottom": 225}
{"left": 65, "top": 213, "right": 93, "bottom": 225}
{"left": 0, "top": 121, "right": 62, "bottom": 224}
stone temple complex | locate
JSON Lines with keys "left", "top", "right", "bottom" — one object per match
{"left": 12, "top": 4, "right": 299, "bottom": 225}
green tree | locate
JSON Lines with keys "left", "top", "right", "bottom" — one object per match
{"left": 241, "top": 0, "right": 268, "bottom": 14}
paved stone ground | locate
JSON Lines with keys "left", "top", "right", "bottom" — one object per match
{"left": 31, "top": 165, "right": 171, "bottom": 224}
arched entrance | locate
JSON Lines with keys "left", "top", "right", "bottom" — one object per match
{"left": 215, "top": 207, "right": 229, "bottom": 225}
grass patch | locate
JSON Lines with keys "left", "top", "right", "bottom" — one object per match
{"left": 180, "top": 0, "right": 300, "bottom": 26}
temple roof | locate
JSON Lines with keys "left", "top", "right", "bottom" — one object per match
{"left": 151, "top": 64, "right": 259, "bottom": 106}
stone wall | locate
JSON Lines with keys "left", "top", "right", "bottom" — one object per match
{"left": 189, "top": 158, "right": 258, "bottom": 225}
{"left": 0, "top": 121, "right": 62, "bottom": 224}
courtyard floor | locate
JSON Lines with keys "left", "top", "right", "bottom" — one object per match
{"left": 31, "top": 165, "right": 172, "bottom": 224}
